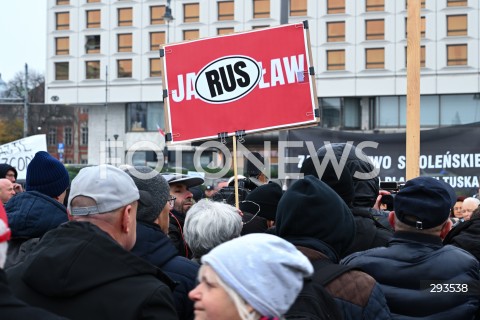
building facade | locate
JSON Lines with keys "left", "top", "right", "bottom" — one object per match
{"left": 46, "top": 0, "right": 480, "bottom": 166}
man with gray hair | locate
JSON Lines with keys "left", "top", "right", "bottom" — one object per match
{"left": 184, "top": 199, "right": 243, "bottom": 263}
{"left": 6, "top": 164, "right": 177, "bottom": 320}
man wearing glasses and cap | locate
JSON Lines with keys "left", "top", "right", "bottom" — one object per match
{"left": 162, "top": 173, "right": 204, "bottom": 258}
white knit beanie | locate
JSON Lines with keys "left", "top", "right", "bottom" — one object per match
{"left": 201, "top": 233, "right": 313, "bottom": 318}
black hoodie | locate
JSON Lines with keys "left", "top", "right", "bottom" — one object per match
{"left": 6, "top": 221, "right": 177, "bottom": 320}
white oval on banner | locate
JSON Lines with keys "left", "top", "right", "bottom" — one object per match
{"left": 195, "top": 55, "right": 261, "bottom": 104}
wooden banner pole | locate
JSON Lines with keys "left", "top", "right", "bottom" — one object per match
{"left": 232, "top": 134, "right": 240, "bottom": 209}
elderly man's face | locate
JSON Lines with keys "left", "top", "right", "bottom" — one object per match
{"left": 170, "top": 183, "right": 195, "bottom": 215}
{"left": 462, "top": 199, "right": 479, "bottom": 220}
{"left": 0, "top": 179, "right": 15, "bottom": 203}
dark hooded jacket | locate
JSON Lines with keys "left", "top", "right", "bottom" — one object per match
{"left": 317, "top": 143, "right": 392, "bottom": 256}
{"left": 0, "top": 164, "right": 17, "bottom": 180}
{"left": 6, "top": 221, "right": 177, "bottom": 320}
{"left": 444, "top": 214, "right": 480, "bottom": 263}
{"left": 277, "top": 176, "right": 391, "bottom": 320}
{"left": 132, "top": 221, "right": 199, "bottom": 320}
{"left": 4, "top": 190, "right": 68, "bottom": 269}
{"left": 0, "top": 269, "right": 69, "bottom": 320}
{"left": 169, "top": 209, "right": 192, "bottom": 258}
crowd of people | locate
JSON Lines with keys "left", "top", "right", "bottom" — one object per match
{"left": 1, "top": 144, "right": 480, "bottom": 320}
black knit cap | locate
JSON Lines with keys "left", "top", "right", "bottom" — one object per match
{"left": 25, "top": 151, "right": 70, "bottom": 198}
{"left": 0, "top": 164, "right": 17, "bottom": 180}
{"left": 240, "top": 182, "right": 283, "bottom": 221}
{"left": 300, "top": 156, "right": 354, "bottom": 207}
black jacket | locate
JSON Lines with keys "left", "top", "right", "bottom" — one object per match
{"left": 168, "top": 209, "right": 192, "bottom": 258}
{"left": 0, "top": 269, "right": 68, "bottom": 320}
{"left": 132, "top": 221, "right": 199, "bottom": 320}
{"left": 6, "top": 221, "right": 178, "bottom": 320}
{"left": 444, "top": 216, "right": 480, "bottom": 263}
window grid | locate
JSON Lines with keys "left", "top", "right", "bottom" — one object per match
{"left": 56, "top": 12, "right": 70, "bottom": 30}
{"left": 118, "top": 8, "right": 133, "bottom": 26}
{"left": 218, "top": 1, "right": 234, "bottom": 21}
{"left": 253, "top": 0, "right": 270, "bottom": 18}
{"left": 47, "top": 128, "right": 57, "bottom": 145}
{"left": 327, "top": 21, "right": 345, "bottom": 42}
{"left": 81, "top": 125, "right": 88, "bottom": 145}
{"left": 447, "top": 0, "right": 467, "bottom": 7}
{"left": 366, "top": 19, "right": 384, "bottom": 40}
{"left": 447, "top": 15, "right": 467, "bottom": 37}
{"left": 64, "top": 127, "right": 72, "bottom": 146}
{"left": 252, "top": 25, "right": 269, "bottom": 30}
{"left": 117, "top": 59, "right": 132, "bottom": 78}
{"left": 289, "top": 0, "right": 307, "bottom": 16}
{"left": 217, "top": 27, "right": 234, "bottom": 35}
{"left": 150, "top": 5, "right": 166, "bottom": 24}
{"left": 55, "top": 37, "right": 69, "bottom": 55}
{"left": 327, "top": 50, "right": 346, "bottom": 70}
{"left": 87, "top": 0, "right": 100, "bottom": 2}
{"left": 366, "top": 0, "right": 384, "bottom": 12}
{"left": 150, "top": 58, "right": 162, "bottom": 77}
{"left": 447, "top": 44, "right": 467, "bottom": 66}
{"left": 150, "top": 32, "right": 165, "bottom": 51}
{"left": 183, "top": 29, "right": 200, "bottom": 41}
{"left": 117, "top": 33, "right": 132, "bottom": 52}
{"left": 55, "top": 62, "right": 69, "bottom": 80}
{"left": 86, "top": 35, "right": 100, "bottom": 54}
{"left": 86, "top": 10, "right": 101, "bottom": 28}
{"left": 184, "top": 3, "right": 199, "bottom": 23}
{"left": 327, "top": 0, "right": 345, "bottom": 14}
{"left": 365, "top": 48, "right": 385, "bottom": 69}
{"left": 56, "top": 0, "right": 69, "bottom": 5}
{"left": 86, "top": 61, "right": 100, "bottom": 79}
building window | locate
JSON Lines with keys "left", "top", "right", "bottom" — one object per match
{"left": 290, "top": 0, "right": 307, "bottom": 16}
{"left": 406, "top": 0, "right": 425, "bottom": 9}
{"left": 151, "top": 5, "right": 166, "bottom": 25}
{"left": 56, "top": 0, "right": 69, "bottom": 5}
{"left": 87, "top": 0, "right": 100, "bottom": 3}
{"left": 127, "top": 102, "right": 164, "bottom": 132}
{"left": 117, "top": 59, "right": 132, "bottom": 78}
{"left": 405, "top": 17, "right": 426, "bottom": 38}
{"left": 366, "top": 19, "right": 384, "bottom": 40}
{"left": 81, "top": 124, "right": 88, "bottom": 145}
{"left": 85, "top": 35, "right": 100, "bottom": 54}
{"left": 118, "top": 7, "right": 132, "bottom": 26}
{"left": 253, "top": 0, "right": 270, "bottom": 18}
{"left": 217, "top": 27, "right": 234, "bottom": 35}
{"left": 320, "top": 98, "right": 361, "bottom": 129}
{"left": 184, "top": 3, "right": 199, "bottom": 22}
{"left": 327, "top": 0, "right": 345, "bottom": 14}
{"left": 252, "top": 25, "right": 269, "bottom": 30}
{"left": 64, "top": 127, "right": 72, "bottom": 146}
{"left": 447, "top": 44, "right": 467, "bottom": 66}
{"left": 327, "top": 21, "right": 345, "bottom": 42}
{"left": 447, "top": 15, "right": 467, "bottom": 37}
{"left": 218, "top": 1, "right": 234, "bottom": 21}
{"left": 150, "top": 32, "right": 165, "bottom": 51}
{"left": 86, "top": 10, "right": 101, "bottom": 28}
{"left": 55, "top": 37, "right": 69, "bottom": 55}
{"left": 366, "top": 0, "right": 383, "bottom": 11}
{"left": 365, "top": 48, "right": 384, "bottom": 69}
{"left": 327, "top": 50, "right": 345, "bottom": 70}
{"left": 149, "top": 58, "right": 162, "bottom": 77}
{"left": 183, "top": 29, "right": 200, "bottom": 41}
{"left": 55, "top": 62, "right": 69, "bottom": 80}
{"left": 447, "top": 0, "right": 467, "bottom": 7}
{"left": 47, "top": 128, "right": 57, "bottom": 145}
{"left": 86, "top": 61, "right": 100, "bottom": 79}
{"left": 405, "top": 46, "right": 426, "bottom": 67}
{"left": 117, "top": 33, "right": 132, "bottom": 52}
{"left": 56, "top": 12, "right": 70, "bottom": 30}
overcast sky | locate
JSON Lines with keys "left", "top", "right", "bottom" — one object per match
{"left": 0, "top": 0, "right": 46, "bottom": 83}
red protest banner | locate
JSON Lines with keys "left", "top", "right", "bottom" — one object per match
{"left": 161, "top": 21, "right": 319, "bottom": 144}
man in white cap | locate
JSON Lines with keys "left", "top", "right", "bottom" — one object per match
{"left": 6, "top": 165, "right": 177, "bottom": 320}
{"left": 162, "top": 173, "right": 204, "bottom": 258}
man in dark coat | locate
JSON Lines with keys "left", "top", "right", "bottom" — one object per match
{"left": 316, "top": 143, "right": 392, "bottom": 257}
{"left": 342, "top": 177, "right": 479, "bottom": 319}
{"left": 0, "top": 202, "right": 67, "bottom": 320}
{"left": 125, "top": 166, "right": 199, "bottom": 320}
{"left": 163, "top": 173, "right": 204, "bottom": 258}
{"left": 6, "top": 165, "right": 177, "bottom": 320}
{"left": 444, "top": 207, "right": 480, "bottom": 262}
{"left": 277, "top": 175, "right": 391, "bottom": 320}
{"left": 5, "top": 151, "right": 70, "bottom": 269}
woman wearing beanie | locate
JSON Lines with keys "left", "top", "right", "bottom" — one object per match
{"left": 188, "top": 233, "right": 313, "bottom": 320}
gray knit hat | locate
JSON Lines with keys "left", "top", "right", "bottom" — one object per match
{"left": 123, "top": 166, "right": 170, "bottom": 223}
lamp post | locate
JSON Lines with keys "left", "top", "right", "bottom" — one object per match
{"left": 163, "top": 0, "right": 175, "bottom": 43}
{"left": 113, "top": 134, "right": 119, "bottom": 164}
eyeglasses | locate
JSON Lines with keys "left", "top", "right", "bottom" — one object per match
{"left": 241, "top": 200, "right": 260, "bottom": 225}
{"left": 168, "top": 196, "right": 176, "bottom": 207}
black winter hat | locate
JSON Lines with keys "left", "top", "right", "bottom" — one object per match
{"left": 276, "top": 175, "right": 355, "bottom": 257}
{"left": 25, "top": 151, "right": 70, "bottom": 198}
{"left": 240, "top": 182, "right": 283, "bottom": 221}
{"left": 300, "top": 156, "right": 355, "bottom": 207}
{"left": 0, "top": 164, "right": 17, "bottom": 180}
